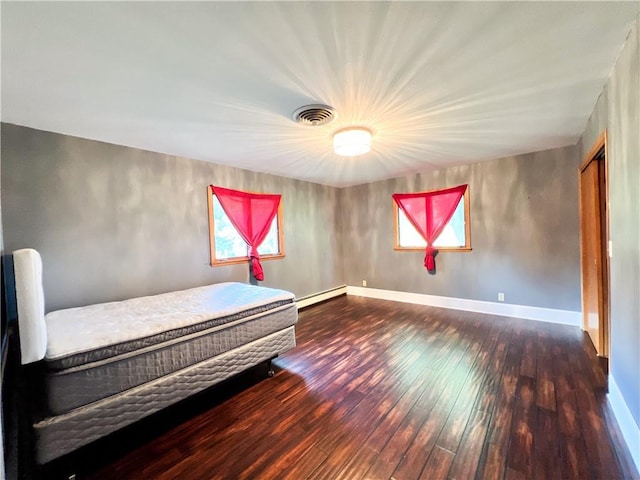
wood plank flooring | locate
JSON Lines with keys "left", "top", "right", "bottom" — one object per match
{"left": 45, "top": 295, "right": 639, "bottom": 480}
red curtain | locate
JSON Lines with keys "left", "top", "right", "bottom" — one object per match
{"left": 211, "top": 185, "right": 281, "bottom": 281}
{"left": 392, "top": 184, "right": 467, "bottom": 272}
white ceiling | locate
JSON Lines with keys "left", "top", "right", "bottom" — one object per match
{"left": 2, "top": 2, "right": 638, "bottom": 187}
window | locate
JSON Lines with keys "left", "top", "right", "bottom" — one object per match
{"left": 207, "top": 186, "right": 285, "bottom": 266}
{"left": 394, "top": 187, "right": 471, "bottom": 251}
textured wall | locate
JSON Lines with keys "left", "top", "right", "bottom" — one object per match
{"left": 1, "top": 124, "right": 344, "bottom": 311}
{"left": 340, "top": 145, "right": 581, "bottom": 311}
{"left": 580, "top": 14, "right": 640, "bottom": 428}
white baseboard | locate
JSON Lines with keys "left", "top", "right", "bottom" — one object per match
{"left": 345, "top": 286, "right": 581, "bottom": 326}
{"left": 296, "top": 285, "right": 347, "bottom": 309}
{"left": 608, "top": 375, "right": 640, "bottom": 474}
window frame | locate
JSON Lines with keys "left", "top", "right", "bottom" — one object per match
{"left": 393, "top": 187, "right": 472, "bottom": 252}
{"left": 207, "top": 185, "right": 286, "bottom": 266}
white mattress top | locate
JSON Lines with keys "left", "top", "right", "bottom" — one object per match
{"left": 44, "top": 282, "right": 294, "bottom": 360}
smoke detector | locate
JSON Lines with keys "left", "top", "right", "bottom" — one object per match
{"left": 292, "top": 104, "right": 336, "bottom": 126}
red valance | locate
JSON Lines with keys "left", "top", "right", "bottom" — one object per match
{"left": 210, "top": 185, "right": 281, "bottom": 281}
{"left": 392, "top": 184, "right": 467, "bottom": 272}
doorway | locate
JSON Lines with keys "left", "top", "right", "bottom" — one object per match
{"left": 579, "top": 131, "right": 609, "bottom": 358}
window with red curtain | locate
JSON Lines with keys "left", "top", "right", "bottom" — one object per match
{"left": 393, "top": 184, "right": 470, "bottom": 272}
{"left": 207, "top": 185, "right": 285, "bottom": 280}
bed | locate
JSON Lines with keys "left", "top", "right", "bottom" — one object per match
{"left": 11, "top": 248, "right": 298, "bottom": 465}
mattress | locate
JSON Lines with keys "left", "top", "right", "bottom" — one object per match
{"left": 45, "top": 282, "right": 294, "bottom": 368}
{"left": 42, "top": 282, "right": 296, "bottom": 415}
{"left": 35, "top": 326, "right": 297, "bottom": 465}
{"left": 44, "top": 303, "right": 297, "bottom": 415}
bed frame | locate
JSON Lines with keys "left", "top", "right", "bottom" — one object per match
{"left": 3, "top": 248, "right": 298, "bottom": 468}
{"left": 2, "top": 254, "right": 22, "bottom": 480}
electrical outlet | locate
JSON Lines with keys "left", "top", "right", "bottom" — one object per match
{"left": 498, "top": 292, "right": 505, "bottom": 302}
{"left": 362, "top": 280, "right": 367, "bottom": 287}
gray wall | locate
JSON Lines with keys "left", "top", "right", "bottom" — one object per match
{"left": 579, "top": 13, "right": 640, "bottom": 428}
{"left": 1, "top": 124, "right": 344, "bottom": 311}
{"left": 340, "top": 145, "right": 581, "bottom": 311}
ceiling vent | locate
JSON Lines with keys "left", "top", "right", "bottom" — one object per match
{"left": 292, "top": 104, "right": 336, "bottom": 126}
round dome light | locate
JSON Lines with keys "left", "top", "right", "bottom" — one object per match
{"left": 333, "top": 127, "right": 372, "bottom": 156}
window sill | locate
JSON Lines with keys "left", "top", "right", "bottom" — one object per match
{"left": 210, "top": 254, "right": 285, "bottom": 267}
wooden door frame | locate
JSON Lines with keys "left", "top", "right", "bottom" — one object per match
{"left": 579, "top": 130, "right": 610, "bottom": 357}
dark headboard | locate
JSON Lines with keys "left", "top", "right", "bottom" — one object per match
{"left": 2, "top": 254, "right": 18, "bottom": 374}
{"left": 2, "top": 253, "right": 20, "bottom": 479}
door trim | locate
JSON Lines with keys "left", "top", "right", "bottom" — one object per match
{"left": 579, "top": 130, "right": 610, "bottom": 357}
{"left": 580, "top": 131, "right": 606, "bottom": 172}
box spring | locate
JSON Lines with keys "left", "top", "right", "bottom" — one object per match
{"left": 34, "top": 326, "right": 296, "bottom": 464}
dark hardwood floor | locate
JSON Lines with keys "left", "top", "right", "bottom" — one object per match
{"left": 45, "top": 295, "right": 638, "bottom": 479}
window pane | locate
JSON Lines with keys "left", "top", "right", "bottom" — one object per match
{"left": 398, "top": 197, "right": 465, "bottom": 248}
{"left": 213, "top": 196, "right": 249, "bottom": 259}
{"left": 257, "top": 216, "right": 279, "bottom": 255}
{"left": 433, "top": 199, "right": 465, "bottom": 247}
{"left": 398, "top": 210, "right": 426, "bottom": 247}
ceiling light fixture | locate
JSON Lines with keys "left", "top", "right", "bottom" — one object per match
{"left": 333, "top": 127, "right": 372, "bottom": 156}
